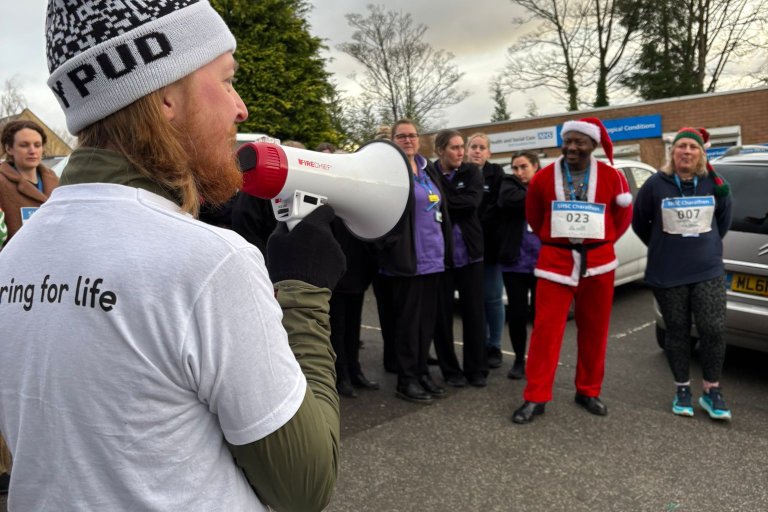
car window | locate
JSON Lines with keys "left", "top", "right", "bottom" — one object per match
{"left": 626, "top": 167, "right": 654, "bottom": 192}
{"left": 715, "top": 164, "right": 768, "bottom": 234}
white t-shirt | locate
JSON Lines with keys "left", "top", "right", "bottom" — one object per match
{"left": 0, "top": 184, "right": 306, "bottom": 511}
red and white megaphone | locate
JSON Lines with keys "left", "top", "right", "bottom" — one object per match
{"left": 237, "top": 140, "right": 412, "bottom": 240}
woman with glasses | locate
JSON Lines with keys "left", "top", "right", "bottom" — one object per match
{"left": 376, "top": 119, "right": 453, "bottom": 404}
{"left": 432, "top": 129, "right": 488, "bottom": 388}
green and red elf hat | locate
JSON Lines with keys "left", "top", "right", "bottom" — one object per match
{"left": 673, "top": 127, "right": 730, "bottom": 197}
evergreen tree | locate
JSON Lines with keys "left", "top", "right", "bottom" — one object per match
{"left": 619, "top": 0, "right": 701, "bottom": 99}
{"left": 211, "top": 0, "right": 341, "bottom": 148}
{"left": 620, "top": 0, "right": 763, "bottom": 100}
{"left": 490, "top": 83, "right": 510, "bottom": 122}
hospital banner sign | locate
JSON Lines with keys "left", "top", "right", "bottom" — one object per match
{"left": 489, "top": 126, "right": 558, "bottom": 152}
{"left": 557, "top": 114, "right": 662, "bottom": 144}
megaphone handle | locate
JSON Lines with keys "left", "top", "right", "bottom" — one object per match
{"left": 273, "top": 190, "right": 328, "bottom": 231}
{"left": 286, "top": 218, "right": 302, "bottom": 231}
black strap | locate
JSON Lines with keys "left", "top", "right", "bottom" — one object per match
{"left": 542, "top": 241, "right": 610, "bottom": 277}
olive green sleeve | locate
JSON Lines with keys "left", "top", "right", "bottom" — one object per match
{"left": 227, "top": 280, "right": 339, "bottom": 512}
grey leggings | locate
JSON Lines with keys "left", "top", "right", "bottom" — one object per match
{"left": 653, "top": 275, "right": 727, "bottom": 383}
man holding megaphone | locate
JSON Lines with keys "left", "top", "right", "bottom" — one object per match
{"left": 0, "top": 2, "right": 344, "bottom": 510}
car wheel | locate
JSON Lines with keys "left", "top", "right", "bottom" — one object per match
{"left": 655, "top": 324, "right": 666, "bottom": 350}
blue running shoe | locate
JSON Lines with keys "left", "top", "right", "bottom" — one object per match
{"left": 672, "top": 385, "right": 694, "bottom": 417}
{"left": 699, "top": 387, "right": 732, "bottom": 420}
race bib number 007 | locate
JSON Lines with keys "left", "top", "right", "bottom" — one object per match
{"left": 661, "top": 196, "right": 714, "bottom": 236}
{"left": 550, "top": 201, "right": 606, "bottom": 239}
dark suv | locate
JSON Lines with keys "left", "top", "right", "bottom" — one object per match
{"left": 655, "top": 151, "right": 768, "bottom": 352}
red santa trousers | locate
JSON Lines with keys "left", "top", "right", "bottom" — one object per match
{"left": 523, "top": 270, "right": 615, "bottom": 403}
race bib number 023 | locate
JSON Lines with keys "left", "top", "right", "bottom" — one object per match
{"left": 550, "top": 201, "right": 606, "bottom": 239}
{"left": 661, "top": 196, "right": 714, "bottom": 236}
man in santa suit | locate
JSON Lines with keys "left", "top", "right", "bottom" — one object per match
{"left": 512, "top": 117, "right": 632, "bottom": 424}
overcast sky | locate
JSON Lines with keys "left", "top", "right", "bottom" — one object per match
{"left": 1, "top": 0, "right": 557, "bottom": 136}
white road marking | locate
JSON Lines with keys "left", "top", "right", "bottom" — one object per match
{"left": 612, "top": 321, "right": 654, "bottom": 339}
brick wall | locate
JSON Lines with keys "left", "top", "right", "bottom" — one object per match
{"left": 422, "top": 87, "right": 768, "bottom": 169}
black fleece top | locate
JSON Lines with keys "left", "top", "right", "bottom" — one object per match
{"left": 632, "top": 171, "right": 732, "bottom": 288}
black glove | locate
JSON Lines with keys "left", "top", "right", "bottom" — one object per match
{"left": 266, "top": 204, "right": 347, "bottom": 289}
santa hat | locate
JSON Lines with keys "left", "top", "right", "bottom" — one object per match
{"left": 673, "top": 127, "right": 730, "bottom": 197}
{"left": 562, "top": 117, "right": 632, "bottom": 207}
{"left": 562, "top": 117, "right": 614, "bottom": 165}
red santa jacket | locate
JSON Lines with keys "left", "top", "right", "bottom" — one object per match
{"left": 525, "top": 156, "right": 632, "bottom": 286}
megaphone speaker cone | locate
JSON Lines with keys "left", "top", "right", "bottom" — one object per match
{"left": 238, "top": 143, "right": 289, "bottom": 199}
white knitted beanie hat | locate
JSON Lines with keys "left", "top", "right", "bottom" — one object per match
{"left": 46, "top": 0, "right": 236, "bottom": 134}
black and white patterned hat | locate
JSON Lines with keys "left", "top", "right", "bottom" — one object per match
{"left": 46, "top": 0, "right": 236, "bottom": 134}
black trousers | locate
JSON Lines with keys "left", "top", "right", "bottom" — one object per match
{"left": 389, "top": 272, "right": 441, "bottom": 385}
{"left": 502, "top": 271, "right": 537, "bottom": 360}
{"left": 329, "top": 291, "right": 365, "bottom": 384}
{"left": 372, "top": 275, "right": 398, "bottom": 373}
{"left": 434, "top": 262, "right": 488, "bottom": 379}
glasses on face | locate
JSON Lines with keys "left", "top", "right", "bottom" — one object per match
{"left": 394, "top": 133, "right": 419, "bottom": 141}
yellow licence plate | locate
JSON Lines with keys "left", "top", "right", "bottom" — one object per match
{"left": 730, "top": 273, "right": 768, "bottom": 297}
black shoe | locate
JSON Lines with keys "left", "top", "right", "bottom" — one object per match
{"left": 419, "top": 375, "right": 446, "bottom": 397}
{"left": 487, "top": 347, "right": 503, "bottom": 369}
{"left": 396, "top": 382, "right": 433, "bottom": 404}
{"left": 467, "top": 375, "right": 487, "bottom": 388}
{"left": 574, "top": 394, "right": 608, "bottom": 416}
{"left": 444, "top": 374, "right": 468, "bottom": 387}
{"left": 336, "top": 380, "right": 358, "bottom": 398}
{"left": 507, "top": 359, "right": 525, "bottom": 380}
{"left": 0, "top": 472, "right": 9, "bottom": 495}
{"left": 351, "top": 372, "right": 380, "bottom": 390}
{"left": 512, "top": 401, "right": 546, "bottom": 424}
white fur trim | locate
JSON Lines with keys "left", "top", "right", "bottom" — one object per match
{"left": 616, "top": 192, "right": 632, "bottom": 207}
{"left": 535, "top": 268, "right": 579, "bottom": 287}
{"left": 554, "top": 156, "right": 599, "bottom": 203}
{"left": 584, "top": 258, "right": 619, "bottom": 277}
{"left": 534, "top": 251, "right": 618, "bottom": 285}
{"left": 562, "top": 120, "right": 600, "bottom": 143}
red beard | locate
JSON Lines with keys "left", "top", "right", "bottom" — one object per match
{"left": 178, "top": 109, "right": 242, "bottom": 207}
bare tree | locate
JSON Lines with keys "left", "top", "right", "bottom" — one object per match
{"left": 695, "top": 0, "right": 764, "bottom": 92}
{"left": 1, "top": 78, "right": 27, "bottom": 118}
{"left": 497, "top": 0, "right": 593, "bottom": 111}
{"left": 338, "top": 5, "right": 469, "bottom": 128}
{"left": 525, "top": 98, "right": 540, "bottom": 117}
{"left": 622, "top": 0, "right": 765, "bottom": 98}
{"left": 588, "top": 0, "right": 642, "bottom": 106}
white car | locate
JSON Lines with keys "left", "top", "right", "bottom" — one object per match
{"left": 502, "top": 157, "right": 657, "bottom": 286}
{"left": 49, "top": 155, "right": 70, "bottom": 177}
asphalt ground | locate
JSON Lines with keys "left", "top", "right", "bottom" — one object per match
{"left": 324, "top": 283, "right": 768, "bottom": 512}
{"left": 3, "top": 282, "right": 767, "bottom": 511}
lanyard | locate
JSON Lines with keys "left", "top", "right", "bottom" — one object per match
{"left": 563, "top": 162, "right": 590, "bottom": 201}
{"left": 673, "top": 174, "right": 698, "bottom": 197}
{"left": 415, "top": 171, "right": 440, "bottom": 211}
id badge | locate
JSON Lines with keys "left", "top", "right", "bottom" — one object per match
{"left": 661, "top": 196, "right": 715, "bottom": 236}
{"left": 20, "top": 207, "right": 39, "bottom": 224}
{"left": 550, "top": 201, "right": 606, "bottom": 239}
{"left": 435, "top": 211, "right": 443, "bottom": 223}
